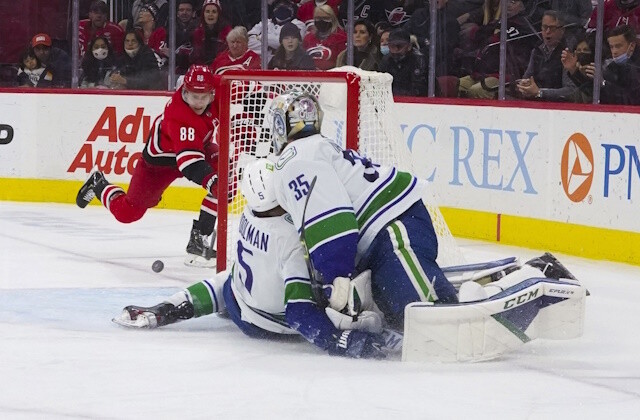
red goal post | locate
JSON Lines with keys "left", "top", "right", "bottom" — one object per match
{"left": 215, "top": 67, "right": 463, "bottom": 272}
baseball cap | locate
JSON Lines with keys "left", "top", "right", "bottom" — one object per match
{"left": 387, "top": 28, "right": 410, "bottom": 45}
{"left": 31, "top": 33, "right": 52, "bottom": 48}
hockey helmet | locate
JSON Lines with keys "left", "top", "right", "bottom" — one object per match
{"left": 269, "top": 90, "right": 323, "bottom": 155}
{"left": 183, "top": 64, "right": 216, "bottom": 93}
{"left": 241, "top": 159, "right": 279, "bottom": 212}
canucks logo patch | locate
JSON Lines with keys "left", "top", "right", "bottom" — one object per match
{"left": 273, "top": 110, "right": 286, "bottom": 137}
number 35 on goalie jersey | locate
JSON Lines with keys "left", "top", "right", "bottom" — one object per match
{"left": 274, "top": 134, "right": 425, "bottom": 283}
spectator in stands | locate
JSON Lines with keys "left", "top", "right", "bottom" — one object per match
{"left": 191, "top": 0, "right": 232, "bottom": 65}
{"left": 30, "top": 33, "right": 72, "bottom": 88}
{"left": 210, "top": 26, "right": 261, "bottom": 74}
{"left": 586, "top": 0, "right": 640, "bottom": 36}
{"left": 269, "top": 22, "right": 316, "bottom": 69}
{"left": 165, "top": 0, "right": 199, "bottom": 74}
{"left": 457, "top": 0, "right": 537, "bottom": 98}
{"left": 336, "top": 19, "right": 381, "bottom": 70}
{"left": 135, "top": 3, "right": 168, "bottom": 67}
{"left": 561, "top": 31, "right": 597, "bottom": 103}
{"left": 303, "top": 4, "right": 347, "bottom": 69}
{"left": 80, "top": 35, "right": 117, "bottom": 88}
{"left": 378, "top": 28, "right": 429, "bottom": 96}
{"left": 16, "top": 47, "right": 52, "bottom": 88}
{"left": 123, "top": 0, "right": 169, "bottom": 30}
{"left": 549, "top": 0, "right": 593, "bottom": 46}
{"left": 338, "top": 0, "right": 385, "bottom": 29}
{"left": 79, "top": 0, "right": 125, "bottom": 58}
{"left": 516, "top": 10, "right": 577, "bottom": 101}
{"left": 379, "top": 27, "right": 391, "bottom": 56}
{"left": 247, "top": 0, "right": 306, "bottom": 64}
{"left": 298, "top": 0, "right": 342, "bottom": 30}
{"left": 404, "top": 0, "right": 461, "bottom": 77}
{"left": 600, "top": 24, "right": 640, "bottom": 104}
{"left": 456, "top": 0, "right": 500, "bottom": 52}
{"left": 110, "top": 29, "right": 163, "bottom": 90}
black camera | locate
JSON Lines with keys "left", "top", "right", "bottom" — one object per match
{"left": 576, "top": 52, "right": 593, "bottom": 66}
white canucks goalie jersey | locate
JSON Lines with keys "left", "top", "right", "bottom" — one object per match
{"left": 274, "top": 134, "right": 426, "bottom": 283}
{"left": 230, "top": 207, "right": 309, "bottom": 334}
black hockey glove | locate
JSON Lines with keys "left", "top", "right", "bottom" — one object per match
{"left": 328, "top": 330, "right": 386, "bottom": 359}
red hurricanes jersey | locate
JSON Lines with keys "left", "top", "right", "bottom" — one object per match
{"left": 78, "top": 19, "right": 125, "bottom": 57}
{"left": 303, "top": 29, "right": 347, "bottom": 70}
{"left": 297, "top": 0, "right": 342, "bottom": 28}
{"left": 210, "top": 49, "right": 262, "bottom": 75}
{"left": 587, "top": 1, "right": 640, "bottom": 34}
{"left": 143, "top": 87, "right": 220, "bottom": 187}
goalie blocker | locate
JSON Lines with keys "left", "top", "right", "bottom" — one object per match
{"left": 401, "top": 253, "right": 587, "bottom": 362}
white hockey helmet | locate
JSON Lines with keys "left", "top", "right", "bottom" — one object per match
{"left": 241, "top": 159, "right": 279, "bottom": 212}
{"left": 269, "top": 89, "right": 323, "bottom": 155}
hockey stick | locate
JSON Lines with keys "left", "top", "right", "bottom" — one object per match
{"left": 299, "top": 175, "right": 329, "bottom": 308}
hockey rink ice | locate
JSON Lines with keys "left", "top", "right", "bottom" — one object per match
{"left": 1, "top": 201, "right": 639, "bottom": 419}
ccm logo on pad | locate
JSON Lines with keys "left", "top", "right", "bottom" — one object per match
{"left": 561, "top": 133, "right": 594, "bottom": 203}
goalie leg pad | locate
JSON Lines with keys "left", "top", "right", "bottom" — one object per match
{"left": 402, "top": 277, "right": 587, "bottom": 363}
{"left": 442, "top": 257, "right": 522, "bottom": 290}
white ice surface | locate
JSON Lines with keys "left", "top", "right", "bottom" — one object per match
{"left": 1, "top": 201, "right": 639, "bottom": 419}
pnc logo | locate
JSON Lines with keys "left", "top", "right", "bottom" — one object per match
{"left": 561, "top": 133, "right": 594, "bottom": 202}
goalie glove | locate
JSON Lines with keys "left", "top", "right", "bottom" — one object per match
{"left": 326, "top": 270, "right": 375, "bottom": 316}
{"left": 325, "top": 308, "right": 383, "bottom": 334}
{"left": 328, "top": 330, "right": 386, "bottom": 359}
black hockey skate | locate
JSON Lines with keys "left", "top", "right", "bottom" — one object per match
{"left": 525, "top": 252, "right": 576, "bottom": 280}
{"left": 185, "top": 220, "right": 216, "bottom": 267}
{"left": 76, "top": 170, "right": 108, "bottom": 208}
{"left": 112, "top": 302, "right": 194, "bottom": 328}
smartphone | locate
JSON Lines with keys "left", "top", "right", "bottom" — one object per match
{"left": 577, "top": 53, "right": 594, "bottom": 66}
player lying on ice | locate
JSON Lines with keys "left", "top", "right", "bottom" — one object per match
{"left": 114, "top": 159, "right": 587, "bottom": 361}
{"left": 76, "top": 64, "right": 221, "bottom": 267}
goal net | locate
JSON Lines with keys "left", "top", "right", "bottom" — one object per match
{"left": 215, "top": 66, "right": 464, "bottom": 272}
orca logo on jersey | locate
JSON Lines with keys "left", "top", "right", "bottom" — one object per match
{"left": 0, "top": 124, "right": 14, "bottom": 145}
{"left": 561, "top": 133, "right": 594, "bottom": 203}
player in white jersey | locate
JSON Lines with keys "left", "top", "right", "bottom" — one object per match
{"left": 113, "top": 159, "right": 388, "bottom": 359}
{"left": 269, "top": 90, "right": 459, "bottom": 329}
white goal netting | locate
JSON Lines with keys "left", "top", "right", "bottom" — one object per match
{"left": 217, "top": 67, "right": 464, "bottom": 271}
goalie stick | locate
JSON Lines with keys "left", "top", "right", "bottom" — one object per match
{"left": 299, "top": 175, "right": 329, "bottom": 308}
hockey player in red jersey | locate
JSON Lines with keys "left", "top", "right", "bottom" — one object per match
{"left": 76, "top": 64, "right": 220, "bottom": 267}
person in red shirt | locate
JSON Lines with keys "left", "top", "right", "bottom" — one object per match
{"left": 297, "top": 0, "right": 341, "bottom": 30}
{"left": 210, "top": 26, "right": 261, "bottom": 74}
{"left": 303, "top": 4, "right": 347, "bottom": 70}
{"left": 79, "top": 0, "right": 125, "bottom": 58}
{"left": 587, "top": 0, "right": 640, "bottom": 35}
{"left": 76, "top": 64, "right": 221, "bottom": 267}
{"left": 136, "top": 3, "right": 168, "bottom": 67}
{"left": 191, "top": 0, "right": 232, "bottom": 65}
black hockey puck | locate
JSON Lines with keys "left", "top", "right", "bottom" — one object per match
{"left": 152, "top": 260, "right": 164, "bottom": 273}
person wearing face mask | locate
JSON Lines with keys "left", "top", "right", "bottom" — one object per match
{"left": 80, "top": 35, "right": 117, "bottom": 88}
{"left": 297, "top": 0, "right": 341, "bottom": 29}
{"left": 561, "top": 32, "right": 597, "bottom": 103}
{"left": 379, "top": 28, "right": 391, "bottom": 57}
{"left": 110, "top": 29, "right": 163, "bottom": 90}
{"left": 336, "top": 19, "right": 381, "bottom": 71}
{"left": 378, "top": 28, "right": 429, "bottom": 96}
{"left": 600, "top": 24, "right": 640, "bottom": 104}
{"left": 247, "top": 0, "right": 306, "bottom": 63}
{"left": 302, "top": 4, "right": 347, "bottom": 70}
{"left": 79, "top": 0, "right": 125, "bottom": 58}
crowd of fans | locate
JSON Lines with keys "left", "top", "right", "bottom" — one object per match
{"left": 6, "top": 0, "right": 640, "bottom": 105}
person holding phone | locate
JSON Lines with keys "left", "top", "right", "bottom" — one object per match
{"left": 561, "top": 32, "right": 596, "bottom": 103}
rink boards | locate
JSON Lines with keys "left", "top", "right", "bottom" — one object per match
{"left": 0, "top": 90, "right": 638, "bottom": 265}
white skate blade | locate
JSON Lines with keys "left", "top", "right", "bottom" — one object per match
{"left": 112, "top": 310, "right": 153, "bottom": 328}
{"left": 184, "top": 254, "right": 216, "bottom": 268}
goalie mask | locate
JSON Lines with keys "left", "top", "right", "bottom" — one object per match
{"left": 270, "top": 90, "right": 323, "bottom": 155}
{"left": 241, "top": 159, "right": 279, "bottom": 212}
